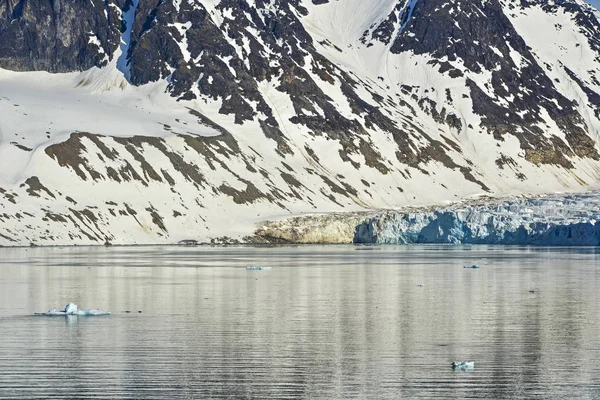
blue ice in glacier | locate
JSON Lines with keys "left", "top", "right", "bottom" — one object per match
{"left": 353, "top": 192, "right": 600, "bottom": 245}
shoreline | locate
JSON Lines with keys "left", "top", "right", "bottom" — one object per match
{"left": 2, "top": 189, "right": 600, "bottom": 248}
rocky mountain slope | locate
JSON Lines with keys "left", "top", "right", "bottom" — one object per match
{"left": 1, "top": 0, "right": 600, "bottom": 245}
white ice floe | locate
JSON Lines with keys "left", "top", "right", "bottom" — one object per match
{"left": 451, "top": 361, "right": 475, "bottom": 370}
{"left": 37, "top": 303, "right": 111, "bottom": 316}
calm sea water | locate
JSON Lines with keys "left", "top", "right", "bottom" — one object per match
{"left": 0, "top": 245, "right": 599, "bottom": 399}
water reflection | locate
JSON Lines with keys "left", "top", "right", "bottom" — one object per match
{"left": 65, "top": 315, "right": 78, "bottom": 326}
{"left": 0, "top": 245, "right": 598, "bottom": 398}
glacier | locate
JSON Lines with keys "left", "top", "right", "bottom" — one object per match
{"left": 258, "top": 192, "right": 600, "bottom": 246}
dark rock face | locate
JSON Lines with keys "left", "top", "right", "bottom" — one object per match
{"left": 0, "top": 0, "right": 126, "bottom": 72}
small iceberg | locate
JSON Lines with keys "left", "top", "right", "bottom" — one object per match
{"left": 246, "top": 266, "right": 272, "bottom": 271}
{"left": 36, "top": 303, "right": 111, "bottom": 316}
{"left": 451, "top": 361, "right": 475, "bottom": 370}
{"left": 464, "top": 265, "right": 480, "bottom": 269}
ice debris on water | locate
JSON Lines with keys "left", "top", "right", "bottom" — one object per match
{"left": 464, "top": 265, "right": 480, "bottom": 269}
{"left": 451, "top": 361, "right": 475, "bottom": 370}
{"left": 246, "top": 266, "right": 272, "bottom": 271}
{"left": 36, "top": 303, "right": 111, "bottom": 316}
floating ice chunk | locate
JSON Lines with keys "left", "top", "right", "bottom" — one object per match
{"left": 64, "top": 303, "right": 78, "bottom": 314}
{"left": 246, "top": 266, "right": 272, "bottom": 271}
{"left": 464, "top": 265, "right": 480, "bottom": 269}
{"left": 36, "top": 303, "right": 111, "bottom": 316}
{"left": 451, "top": 361, "right": 475, "bottom": 370}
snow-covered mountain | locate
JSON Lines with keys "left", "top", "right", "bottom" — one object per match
{"left": 1, "top": 0, "right": 600, "bottom": 245}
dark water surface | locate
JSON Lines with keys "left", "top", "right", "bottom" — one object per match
{"left": 0, "top": 245, "right": 599, "bottom": 399}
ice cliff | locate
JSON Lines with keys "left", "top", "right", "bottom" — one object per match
{"left": 257, "top": 192, "right": 600, "bottom": 245}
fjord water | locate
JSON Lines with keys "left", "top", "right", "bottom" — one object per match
{"left": 0, "top": 246, "right": 599, "bottom": 399}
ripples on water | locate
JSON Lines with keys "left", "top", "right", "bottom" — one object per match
{"left": 0, "top": 245, "right": 599, "bottom": 398}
